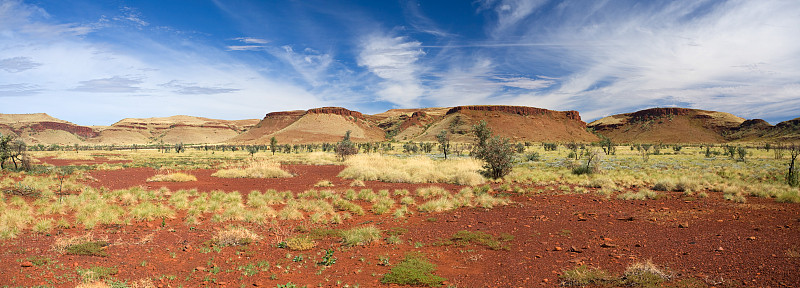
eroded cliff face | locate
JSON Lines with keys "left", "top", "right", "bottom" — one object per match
{"left": 306, "top": 107, "right": 365, "bottom": 121}
{"left": 446, "top": 105, "right": 582, "bottom": 122}
{"left": 30, "top": 122, "right": 98, "bottom": 138}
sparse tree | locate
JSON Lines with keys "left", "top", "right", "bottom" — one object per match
{"left": 270, "top": 137, "right": 278, "bottom": 155}
{"left": 246, "top": 145, "right": 259, "bottom": 158}
{"left": 472, "top": 121, "right": 513, "bottom": 179}
{"left": 599, "top": 138, "right": 616, "bottom": 155}
{"left": 335, "top": 130, "right": 358, "bottom": 161}
{"left": 436, "top": 130, "right": 451, "bottom": 159}
{"left": 736, "top": 146, "right": 747, "bottom": 162}
{"left": 174, "top": 142, "right": 185, "bottom": 153}
{"left": 0, "top": 134, "right": 30, "bottom": 171}
{"left": 787, "top": 145, "right": 799, "bottom": 187}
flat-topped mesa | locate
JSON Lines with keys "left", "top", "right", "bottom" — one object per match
{"left": 30, "top": 122, "right": 98, "bottom": 138}
{"left": 446, "top": 105, "right": 582, "bottom": 122}
{"left": 306, "top": 107, "right": 365, "bottom": 120}
{"left": 264, "top": 110, "right": 306, "bottom": 118}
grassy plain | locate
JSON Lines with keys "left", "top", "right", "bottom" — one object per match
{"left": 0, "top": 143, "right": 798, "bottom": 287}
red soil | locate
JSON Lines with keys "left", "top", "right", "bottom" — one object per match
{"left": 1, "top": 161, "right": 799, "bottom": 287}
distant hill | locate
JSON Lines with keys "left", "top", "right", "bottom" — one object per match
{"left": 0, "top": 113, "right": 258, "bottom": 145}
{"left": 382, "top": 105, "right": 598, "bottom": 143}
{"left": 588, "top": 108, "right": 748, "bottom": 143}
{"left": 0, "top": 113, "right": 96, "bottom": 145}
{"left": 3, "top": 106, "right": 796, "bottom": 146}
{"left": 229, "top": 107, "right": 386, "bottom": 144}
{"left": 89, "top": 115, "right": 258, "bottom": 145}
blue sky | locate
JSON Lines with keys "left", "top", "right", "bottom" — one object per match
{"left": 1, "top": 0, "right": 799, "bottom": 126}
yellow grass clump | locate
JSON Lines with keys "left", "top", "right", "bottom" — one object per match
{"left": 146, "top": 172, "right": 197, "bottom": 182}
{"left": 338, "top": 154, "right": 484, "bottom": 185}
{"left": 212, "top": 160, "right": 292, "bottom": 178}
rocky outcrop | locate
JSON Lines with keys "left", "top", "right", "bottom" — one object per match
{"left": 446, "top": 105, "right": 583, "bottom": 122}
{"left": 307, "top": 107, "right": 365, "bottom": 121}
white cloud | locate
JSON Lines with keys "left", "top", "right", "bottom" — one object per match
{"left": 234, "top": 37, "right": 269, "bottom": 44}
{"left": 485, "top": 0, "right": 800, "bottom": 122}
{"left": 0, "top": 56, "right": 41, "bottom": 72}
{"left": 358, "top": 34, "right": 426, "bottom": 107}
{"left": 73, "top": 76, "right": 143, "bottom": 93}
{"left": 0, "top": 1, "right": 328, "bottom": 125}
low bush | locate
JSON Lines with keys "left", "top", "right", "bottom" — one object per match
{"left": 381, "top": 252, "right": 446, "bottom": 287}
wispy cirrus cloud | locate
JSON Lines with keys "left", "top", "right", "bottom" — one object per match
{"left": 472, "top": 0, "right": 800, "bottom": 122}
{"left": 358, "top": 34, "right": 426, "bottom": 107}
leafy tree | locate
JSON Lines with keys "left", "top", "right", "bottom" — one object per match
{"left": 471, "top": 121, "right": 513, "bottom": 179}
{"left": 0, "top": 134, "right": 29, "bottom": 171}
{"left": 436, "top": 130, "right": 451, "bottom": 159}
{"left": 335, "top": 130, "right": 358, "bottom": 161}
{"left": 270, "top": 137, "right": 278, "bottom": 155}
{"left": 246, "top": 145, "right": 259, "bottom": 158}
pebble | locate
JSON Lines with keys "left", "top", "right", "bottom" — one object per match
{"left": 554, "top": 246, "right": 563, "bottom": 251}
{"left": 20, "top": 261, "right": 33, "bottom": 267}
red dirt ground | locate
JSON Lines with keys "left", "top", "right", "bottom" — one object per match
{"left": 1, "top": 160, "right": 799, "bottom": 287}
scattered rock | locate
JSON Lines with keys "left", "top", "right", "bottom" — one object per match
{"left": 678, "top": 222, "right": 689, "bottom": 228}
{"left": 195, "top": 266, "right": 206, "bottom": 272}
{"left": 20, "top": 261, "right": 33, "bottom": 267}
{"left": 600, "top": 243, "right": 617, "bottom": 248}
{"left": 715, "top": 247, "right": 725, "bottom": 252}
{"left": 568, "top": 246, "right": 582, "bottom": 253}
{"left": 617, "top": 216, "right": 635, "bottom": 221}
{"left": 747, "top": 236, "right": 756, "bottom": 240}
{"left": 554, "top": 246, "right": 563, "bottom": 251}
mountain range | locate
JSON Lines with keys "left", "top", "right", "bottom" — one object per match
{"left": 1, "top": 106, "right": 797, "bottom": 146}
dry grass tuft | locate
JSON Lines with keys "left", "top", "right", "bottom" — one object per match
{"left": 213, "top": 227, "right": 260, "bottom": 247}
{"left": 338, "top": 154, "right": 484, "bottom": 185}
{"left": 212, "top": 160, "right": 292, "bottom": 178}
{"left": 146, "top": 172, "right": 197, "bottom": 182}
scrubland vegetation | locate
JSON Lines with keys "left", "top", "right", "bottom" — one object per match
{"left": 1, "top": 135, "right": 799, "bottom": 287}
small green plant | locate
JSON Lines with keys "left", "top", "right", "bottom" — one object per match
{"left": 318, "top": 248, "right": 336, "bottom": 266}
{"left": 381, "top": 252, "right": 446, "bottom": 287}
{"left": 65, "top": 241, "right": 110, "bottom": 257}
{"left": 77, "top": 265, "right": 117, "bottom": 283}
{"left": 449, "top": 230, "right": 512, "bottom": 250}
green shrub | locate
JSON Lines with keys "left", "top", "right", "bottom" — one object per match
{"left": 381, "top": 252, "right": 446, "bottom": 287}
{"left": 65, "top": 241, "right": 109, "bottom": 257}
